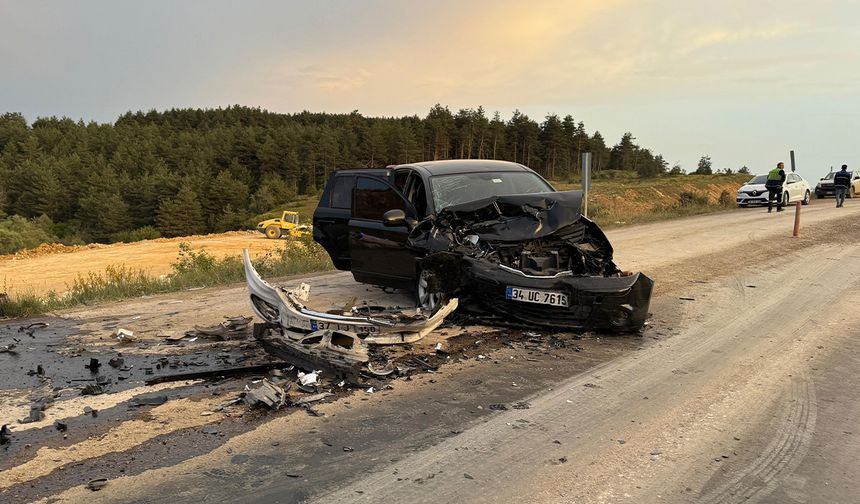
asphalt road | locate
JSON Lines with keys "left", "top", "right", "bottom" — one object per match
{"left": 3, "top": 199, "right": 860, "bottom": 504}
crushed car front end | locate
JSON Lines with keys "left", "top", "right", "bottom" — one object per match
{"left": 462, "top": 258, "right": 652, "bottom": 331}
{"left": 413, "top": 190, "right": 653, "bottom": 332}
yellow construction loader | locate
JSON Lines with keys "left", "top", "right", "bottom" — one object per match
{"left": 256, "top": 211, "right": 310, "bottom": 239}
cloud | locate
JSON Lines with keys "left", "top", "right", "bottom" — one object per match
{"left": 290, "top": 65, "right": 372, "bottom": 91}
{"left": 680, "top": 24, "right": 796, "bottom": 55}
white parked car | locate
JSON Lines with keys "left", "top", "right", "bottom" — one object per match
{"left": 736, "top": 173, "right": 811, "bottom": 207}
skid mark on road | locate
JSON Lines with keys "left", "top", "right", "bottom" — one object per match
{"left": 697, "top": 374, "right": 817, "bottom": 504}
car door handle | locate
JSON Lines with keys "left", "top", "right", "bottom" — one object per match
{"left": 316, "top": 219, "right": 336, "bottom": 224}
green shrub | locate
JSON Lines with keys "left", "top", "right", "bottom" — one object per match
{"left": 0, "top": 215, "right": 59, "bottom": 254}
{"left": 111, "top": 226, "right": 162, "bottom": 243}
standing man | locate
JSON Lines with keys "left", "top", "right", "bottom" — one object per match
{"left": 833, "top": 164, "right": 851, "bottom": 208}
{"left": 766, "top": 162, "right": 787, "bottom": 213}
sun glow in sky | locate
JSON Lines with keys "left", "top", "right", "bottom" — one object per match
{"left": 2, "top": 0, "right": 858, "bottom": 179}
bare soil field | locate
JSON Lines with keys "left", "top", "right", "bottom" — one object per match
{"left": 0, "top": 231, "right": 284, "bottom": 297}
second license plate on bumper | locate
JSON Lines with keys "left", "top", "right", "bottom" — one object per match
{"left": 505, "top": 286, "right": 569, "bottom": 307}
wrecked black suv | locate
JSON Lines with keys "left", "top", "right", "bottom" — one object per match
{"left": 313, "top": 160, "right": 652, "bottom": 332}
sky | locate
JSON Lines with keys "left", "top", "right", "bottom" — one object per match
{"left": 2, "top": 0, "right": 859, "bottom": 181}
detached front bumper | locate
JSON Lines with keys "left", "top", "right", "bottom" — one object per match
{"left": 243, "top": 249, "right": 458, "bottom": 344}
{"left": 462, "top": 258, "right": 653, "bottom": 332}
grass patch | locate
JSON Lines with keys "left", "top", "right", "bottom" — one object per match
{"left": 0, "top": 236, "right": 333, "bottom": 318}
{"left": 556, "top": 174, "right": 748, "bottom": 228}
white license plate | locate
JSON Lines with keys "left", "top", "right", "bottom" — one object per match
{"left": 505, "top": 286, "right": 569, "bottom": 307}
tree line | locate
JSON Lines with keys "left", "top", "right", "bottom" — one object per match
{"left": 0, "top": 104, "right": 700, "bottom": 250}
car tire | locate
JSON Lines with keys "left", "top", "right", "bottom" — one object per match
{"left": 802, "top": 190, "right": 810, "bottom": 205}
{"left": 782, "top": 192, "right": 790, "bottom": 207}
{"left": 416, "top": 267, "right": 444, "bottom": 313}
{"left": 849, "top": 187, "right": 856, "bottom": 199}
{"left": 265, "top": 225, "right": 281, "bottom": 239}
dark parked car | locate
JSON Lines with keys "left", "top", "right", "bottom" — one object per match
{"left": 815, "top": 170, "right": 860, "bottom": 198}
{"left": 312, "top": 160, "right": 653, "bottom": 332}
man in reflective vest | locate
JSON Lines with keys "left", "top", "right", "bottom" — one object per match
{"left": 833, "top": 164, "right": 852, "bottom": 208}
{"left": 765, "top": 162, "right": 787, "bottom": 213}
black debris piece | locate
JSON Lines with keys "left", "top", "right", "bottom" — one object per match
{"left": 512, "top": 401, "right": 531, "bottom": 410}
{"left": 300, "top": 403, "right": 324, "bottom": 417}
{"left": 343, "top": 446, "right": 354, "bottom": 452}
{"left": 291, "top": 392, "right": 333, "bottom": 407}
{"left": 488, "top": 403, "right": 508, "bottom": 411}
{"left": 129, "top": 395, "right": 169, "bottom": 408}
{"left": 80, "top": 384, "right": 106, "bottom": 396}
{"left": 186, "top": 316, "right": 253, "bottom": 340}
{"left": 18, "top": 407, "right": 45, "bottom": 424}
{"left": 87, "top": 479, "right": 108, "bottom": 491}
{"left": 144, "top": 362, "right": 292, "bottom": 385}
{"left": 244, "top": 379, "right": 288, "bottom": 410}
{"left": 84, "top": 406, "right": 98, "bottom": 417}
{"left": 85, "top": 358, "right": 101, "bottom": 372}
{"left": 108, "top": 357, "right": 125, "bottom": 368}
{"left": 55, "top": 421, "right": 68, "bottom": 432}
{"left": 19, "top": 322, "right": 49, "bottom": 338}
{"left": 1, "top": 424, "right": 12, "bottom": 444}
{"left": 26, "top": 365, "right": 45, "bottom": 376}
{"left": 463, "top": 473, "right": 475, "bottom": 480}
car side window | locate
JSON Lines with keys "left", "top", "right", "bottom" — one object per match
{"left": 403, "top": 172, "right": 429, "bottom": 217}
{"left": 353, "top": 176, "right": 409, "bottom": 220}
{"left": 330, "top": 176, "right": 355, "bottom": 209}
{"left": 394, "top": 170, "right": 410, "bottom": 192}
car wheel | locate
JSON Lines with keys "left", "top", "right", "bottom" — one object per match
{"left": 849, "top": 187, "right": 856, "bottom": 199}
{"left": 782, "top": 192, "right": 790, "bottom": 207}
{"left": 265, "top": 225, "right": 282, "bottom": 239}
{"left": 802, "top": 190, "right": 810, "bottom": 205}
{"left": 416, "top": 268, "right": 443, "bottom": 313}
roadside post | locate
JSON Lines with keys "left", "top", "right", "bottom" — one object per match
{"left": 793, "top": 201, "right": 801, "bottom": 237}
{"left": 581, "top": 152, "right": 592, "bottom": 218}
{"left": 790, "top": 150, "right": 801, "bottom": 237}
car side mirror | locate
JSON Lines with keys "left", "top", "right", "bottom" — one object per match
{"left": 383, "top": 209, "right": 407, "bottom": 226}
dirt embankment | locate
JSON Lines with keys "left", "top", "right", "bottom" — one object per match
{"left": 557, "top": 174, "right": 749, "bottom": 220}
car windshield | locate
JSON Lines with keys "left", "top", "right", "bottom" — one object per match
{"left": 748, "top": 175, "right": 768, "bottom": 184}
{"left": 429, "top": 171, "right": 554, "bottom": 211}
{"left": 822, "top": 172, "right": 835, "bottom": 180}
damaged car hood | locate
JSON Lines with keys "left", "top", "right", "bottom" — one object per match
{"left": 434, "top": 191, "right": 585, "bottom": 242}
